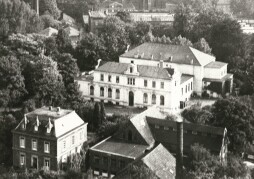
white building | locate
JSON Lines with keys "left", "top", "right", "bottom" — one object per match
{"left": 119, "top": 43, "right": 233, "bottom": 97}
{"left": 76, "top": 61, "right": 193, "bottom": 113}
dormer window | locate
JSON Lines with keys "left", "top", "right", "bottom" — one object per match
{"left": 34, "top": 116, "right": 40, "bottom": 132}
{"left": 46, "top": 118, "right": 53, "bottom": 134}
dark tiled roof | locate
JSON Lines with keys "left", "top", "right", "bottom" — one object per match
{"left": 141, "top": 144, "right": 176, "bottom": 179}
{"left": 121, "top": 43, "right": 216, "bottom": 66}
{"left": 95, "top": 62, "right": 173, "bottom": 80}
{"left": 181, "top": 74, "right": 193, "bottom": 84}
{"left": 205, "top": 61, "right": 227, "bottom": 68}
{"left": 91, "top": 137, "right": 149, "bottom": 159}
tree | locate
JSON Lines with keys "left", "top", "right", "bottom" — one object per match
{"left": 75, "top": 33, "right": 105, "bottom": 71}
{"left": 0, "top": 56, "right": 27, "bottom": 107}
{"left": 210, "top": 98, "right": 254, "bottom": 153}
{"left": 193, "top": 38, "right": 212, "bottom": 54}
{"left": 40, "top": 14, "right": 60, "bottom": 29}
{"left": 98, "top": 16, "right": 129, "bottom": 62}
{"left": 171, "top": 35, "right": 193, "bottom": 46}
{"left": 210, "top": 18, "right": 244, "bottom": 64}
{"left": 0, "top": 0, "right": 43, "bottom": 38}
{"left": 230, "top": 0, "right": 254, "bottom": 18}
{"left": 40, "top": 0, "right": 60, "bottom": 19}
{"left": 116, "top": 11, "right": 132, "bottom": 23}
{"left": 56, "top": 28, "right": 73, "bottom": 54}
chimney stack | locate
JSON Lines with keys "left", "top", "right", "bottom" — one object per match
{"left": 49, "top": 106, "right": 53, "bottom": 111}
{"left": 176, "top": 121, "right": 183, "bottom": 179}
{"left": 57, "top": 107, "right": 61, "bottom": 112}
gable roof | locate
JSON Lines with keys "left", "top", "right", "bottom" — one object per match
{"left": 141, "top": 144, "right": 176, "bottom": 179}
{"left": 121, "top": 43, "right": 216, "bottom": 66}
{"left": 39, "top": 27, "right": 58, "bottom": 37}
{"left": 130, "top": 106, "right": 166, "bottom": 147}
{"left": 95, "top": 62, "right": 174, "bottom": 80}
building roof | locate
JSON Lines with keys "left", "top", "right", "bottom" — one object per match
{"left": 91, "top": 137, "right": 148, "bottom": 159}
{"left": 95, "top": 62, "right": 175, "bottom": 80}
{"left": 121, "top": 43, "right": 216, "bottom": 66}
{"left": 14, "top": 106, "right": 85, "bottom": 138}
{"left": 141, "top": 144, "right": 176, "bottom": 179}
{"left": 39, "top": 27, "right": 58, "bottom": 37}
{"left": 89, "top": 11, "right": 106, "bottom": 18}
{"left": 64, "top": 26, "right": 79, "bottom": 37}
{"left": 130, "top": 13, "right": 174, "bottom": 22}
{"left": 205, "top": 61, "right": 227, "bottom": 69}
{"left": 181, "top": 74, "right": 193, "bottom": 84}
{"left": 61, "top": 13, "right": 76, "bottom": 25}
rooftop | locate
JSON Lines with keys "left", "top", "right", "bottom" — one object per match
{"left": 95, "top": 62, "right": 175, "bottom": 80}
{"left": 121, "top": 43, "right": 216, "bottom": 66}
{"left": 205, "top": 61, "right": 227, "bottom": 69}
{"left": 89, "top": 11, "right": 106, "bottom": 18}
{"left": 91, "top": 137, "right": 148, "bottom": 159}
{"left": 39, "top": 27, "right": 58, "bottom": 37}
{"left": 181, "top": 74, "right": 193, "bottom": 84}
{"left": 64, "top": 27, "right": 79, "bottom": 37}
{"left": 141, "top": 144, "right": 176, "bottom": 179}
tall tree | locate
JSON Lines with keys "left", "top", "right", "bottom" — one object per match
{"left": 98, "top": 16, "right": 129, "bottom": 62}
{"left": 0, "top": 0, "right": 43, "bottom": 38}
{"left": 0, "top": 55, "right": 27, "bottom": 107}
{"left": 193, "top": 38, "right": 212, "bottom": 54}
{"left": 40, "top": 0, "right": 60, "bottom": 19}
{"left": 56, "top": 28, "right": 73, "bottom": 54}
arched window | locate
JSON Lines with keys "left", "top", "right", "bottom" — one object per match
{"left": 152, "top": 94, "right": 156, "bottom": 104}
{"left": 100, "top": 87, "right": 104, "bottom": 97}
{"left": 90, "top": 86, "right": 94, "bottom": 95}
{"left": 108, "top": 88, "right": 112, "bottom": 98}
{"left": 128, "top": 130, "right": 132, "bottom": 141}
{"left": 116, "top": 89, "right": 120, "bottom": 99}
{"left": 143, "top": 93, "right": 148, "bottom": 103}
{"left": 160, "top": 95, "right": 165, "bottom": 106}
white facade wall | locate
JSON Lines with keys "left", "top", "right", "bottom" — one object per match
{"left": 204, "top": 65, "right": 227, "bottom": 79}
{"left": 180, "top": 78, "right": 194, "bottom": 102}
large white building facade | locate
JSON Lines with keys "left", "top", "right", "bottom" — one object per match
{"left": 76, "top": 43, "right": 233, "bottom": 113}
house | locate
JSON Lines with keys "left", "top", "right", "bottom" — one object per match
{"left": 120, "top": 43, "right": 233, "bottom": 97}
{"left": 12, "top": 106, "right": 87, "bottom": 171}
{"left": 88, "top": 11, "right": 107, "bottom": 34}
{"left": 89, "top": 106, "right": 228, "bottom": 178}
{"left": 129, "top": 0, "right": 168, "bottom": 10}
{"left": 64, "top": 26, "right": 80, "bottom": 46}
{"left": 129, "top": 12, "right": 175, "bottom": 25}
{"left": 39, "top": 27, "right": 58, "bottom": 37}
{"left": 76, "top": 60, "right": 194, "bottom": 113}
{"left": 99, "top": 0, "right": 135, "bottom": 14}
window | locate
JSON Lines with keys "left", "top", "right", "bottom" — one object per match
{"left": 120, "top": 161, "right": 125, "bottom": 168}
{"left": 116, "top": 76, "right": 119, "bottom": 83}
{"left": 152, "top": 94, "right": 156, "bottom": 104}
{"left": 44, "top": 158, "right": 50, "bottom": 169}
{"left": 34, "top": 125, "right": 38, "bottom": 132}
{"left": 152, "top": 81, "right": 156, "bottom": 88}
{"left": 44, "top": 141, "right": 50, "bottom": 153}
{"left": 20, "top": 136, "right": 25, "bottom": 148}
{"left": 130, "top": 67, "right": 133, "bottom": 73}
{"left": 111, "top": 159, "right": 116, "bottom": 168}
{"left": 175, "top": 81, "right": 177, "bottom": 86}
{"left": 100, "top": 87, "right": 104, "bottom": 97}
{"left": 100, "top": 74, "right": 104, "bottom": 81}
{"left": 160, "top": 96, "right": 165, "bottom": 106}
{"left": 103, "top": 157, "right": 108, "bottom": 166}
{"left": 161, "top": 82, "right": 164, "bottom": 89}
{"left": 191, "top": 82, "right": 193, "bottom": 90}
{"left": 128, "top": 130, "right": 132, "bottom": 141}
{"left": 144, "top": 80, "right": 147, "bottom": 87}
{"left": 20, "top": 153, "right": 25, "bottom": 166}
{"left": 181, "top": 88, "right": 183, "bottom": 95}
{"left": 155, "top": 125, "right": 160, "bottom": 129}
{"left": 32, "top": 139, "right": 37, "bottom": 151}
{"left": 143, "top": 93, "right": 148, "bottom": 103}
{"left": 185, "top": 85, "right": 187, "bottom": 93}
{"left": 188, "top": 84, "right": 190, "bottom": 91}
{"left": 90, "top": 86, "right": 94, "bottom": 95}
{"left": 127, "top": 78, "right": 135, "bottom": 85}
{"left": 72, "top": 135, "right": 75, "bottom": 145}
{"left": 94, "top": 156, "right": 100, "bottom": 165}
{"left": 108, "top": 88, "right": 112, "bottom": 98}
{"left": 116, "top": 89, "right": 120, "bottom": 99}
{"left": 108, "top": 75, "right": 111, "bottom": 82}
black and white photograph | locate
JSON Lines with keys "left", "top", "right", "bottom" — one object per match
{"left": 0, "top": 0, "right": 254, "bottom": 178}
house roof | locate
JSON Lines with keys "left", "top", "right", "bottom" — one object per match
{"left": 130, "top": 106, "right": 166, "bottom": 147}
{"left": 121, "top": 43, "right": 216, "bottom": 66}
{"left": 89, "top": 11, "right": 106, "bottom": 18}
{"left": 64, "top": 27, "right": 79, "bottom": 37}
{"left": 39, "top": 27, "right": 58, "bottom": 37}
{"left": 141, "top": 144, "right": 176, "bottom": 179}
{"left": 181, "top": 74, "right": 193, "bottom": 84}
{"left": 14, "top": 107, "right": 85, "bottom": 138}
{"left": 61, "top": 13, "right": 76, "bottom": 25}
{"left": 91, "top": 137, "right": 148, "bottom": 159}
{"left": 205, "top": 61, "right": 227, "bottom": 69}
{"left": 95, "top": 62, "right": 175, "bottom": 80}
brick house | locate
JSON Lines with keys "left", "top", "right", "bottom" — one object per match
{"left": 12, "top": 106, "right": 87, "bottom": 171}
{"left": 89, "top": 106, "right": 228, "bottom": 178}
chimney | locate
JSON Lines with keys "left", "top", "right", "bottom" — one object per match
{"left": 57, "top": 107, "right": 61, "bottom": 112}
{"left": 49, "top": 106, "right": 53, "bottom": 111}
{"left": 95, "top": 59, "right": 102, "bottom": 69}
{"left": 176, "top": 121, "right": 183, "bottom": 179}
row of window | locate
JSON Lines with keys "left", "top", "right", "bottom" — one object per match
{"left": 20, "top": 153, "right": 50, "bottom": 169}
{"left": 94, "top": 156, "right": 126, "bottom": 169}
{"left": 91, "top": 86, "right": 120, "bottom": 99}
{"left": 100, "top": 74, "right": 168, "bottom": 89}
{"left": 143, "top": 93, "right": 165, "bottom": 105}
{"left": 154, "top": 125, "right": 218, "bottom": 137}
{"left": 62, "top": 131, "right": 84, "bottom": 152}
{"left": 19, "top": 137, "right": 50, "bottom": 153}
{"left": 181, "top": 82, "right": 193, "bottom": 95}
